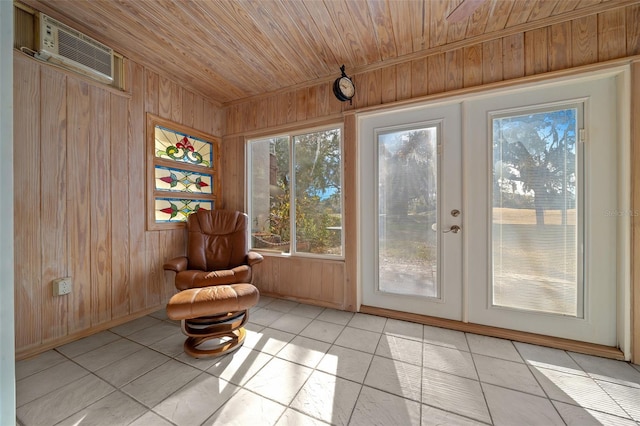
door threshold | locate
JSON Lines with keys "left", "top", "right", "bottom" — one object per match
{"left": 360, "top": 305, "right": 624, "bottom": 361}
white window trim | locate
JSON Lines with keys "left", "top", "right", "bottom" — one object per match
{"left": 246, "top": 123, "right": 345, "bottom": 260}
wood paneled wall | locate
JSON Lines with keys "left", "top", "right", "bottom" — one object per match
{"left": 13, "top": 52, "right": 223, "bottom": 358}
{"left": 252, "top": 257, "right": 346, "bottom": 309}
{"left": 222, "top": 5, "right": 640, "bottom": 316}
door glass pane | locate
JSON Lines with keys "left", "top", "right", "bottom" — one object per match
{"left": 378, "top": 127, "right": 438, "bottom": 297}
{"left": 492, "top": 107, "right": 580, "bottom": 316}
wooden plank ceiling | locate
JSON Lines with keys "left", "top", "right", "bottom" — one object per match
{"left": 23, "top": 0, "right": 621, "bottom": 104}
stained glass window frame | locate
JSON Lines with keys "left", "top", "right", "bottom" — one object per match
{"left": 147, "top": 114, "right": 221, "bottom": 231}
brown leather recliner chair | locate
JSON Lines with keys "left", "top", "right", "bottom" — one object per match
{"left": 164, "top": 209, "right": 263, "bottom": 358}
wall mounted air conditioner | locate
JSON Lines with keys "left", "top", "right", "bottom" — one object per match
{"left": 35, "top": 13, "right": 114, "bottom": 84}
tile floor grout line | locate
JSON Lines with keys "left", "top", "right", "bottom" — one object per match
{"left": 342, "top": 323, "right": 386, "bottom": 425}
{"left": 515, "top": 343, "right": 572, "bottom": 424}
{"left": 421, "top": 398, "right": 494, "bottom": 426}
{"left": 51, "top": 387, "right": 123, "bottom": 426}
{"left": 566, "top": 349, "right": 640, "bottom": 390}
{"left": 576, "top": 352, "right": 640, "bottom": 421}
{"left": 16, "top": 347, "right": 100, "bottom": 408}
{"left": 465, "top": 331, "right": 495, "bottom": 426}
{"left": 276, "top": 308, "right": 363, "bottom": 426}
{"left": 344, "top": 383, "right": 365, "bottom": 426}
{"left": 586, "top": 373, "right": 637, "bottom": 421}
{"left": 479, "top": 344, "right": 637, "bottom": 424}
{"left": 332, "top": 327, "right": 375, "bottom": 424}
{"left": 274, "top": 309, "right": 348, "bottom": 425}
{"left": 155, "top": 369, "right": 239, "bottom": 426}
{"left": 21, "top": 366, "right": 121, "bottom": 426}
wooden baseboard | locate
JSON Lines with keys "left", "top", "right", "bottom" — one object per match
{"left": 258, "top": 291, "right": 345, "bottom": 311}
{"left": 15, "top": 305, "right": 166, "bottom": 361}
{"left": 360, "top": 305, "right": 625, "bottom": 361}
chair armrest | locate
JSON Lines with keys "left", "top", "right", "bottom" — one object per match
{"left": 246, "top": 251, "right": 264, "bottom": 266}
{"left": 175, "top": 265, "right": 252, "bottom": 290}
{"left": 163, "top": 256, "right": 188, "bottom": 272}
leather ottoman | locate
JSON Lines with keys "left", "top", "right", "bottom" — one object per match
{"left": 166, "top": 283, "right": 259, "bottom": 358}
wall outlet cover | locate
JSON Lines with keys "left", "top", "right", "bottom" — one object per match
{"left": 53, "top": 277, "right": 72, "bottom": 296}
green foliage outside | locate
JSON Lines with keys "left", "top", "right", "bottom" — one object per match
{"left": 268, "top": 129, "right": 342, "bottom": 255}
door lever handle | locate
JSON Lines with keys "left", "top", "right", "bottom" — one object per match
{"left": 443, "top": 225, "right": 461, "bottom": 233}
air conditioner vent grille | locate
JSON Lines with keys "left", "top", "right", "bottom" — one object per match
{"left": 58, "top": 30, "right": 112, "bottom": 76}
{"left": 37, "top": 13, "right": 114, "bottom": 84}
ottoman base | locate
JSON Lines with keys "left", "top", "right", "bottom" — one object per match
{"left": 181, "top": 311, "right": 249, "bottom": 358}
{"left": 167, "top": 284, "right": 259, "bottom": 358}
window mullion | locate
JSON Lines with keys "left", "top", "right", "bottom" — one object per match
{"left": 289, "top": 135, "right": 296, "bottom": 255}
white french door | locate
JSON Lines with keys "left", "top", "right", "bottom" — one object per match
{"left": 464, "top": 73, "right": 620, "bottom": 346}
{"left": 359, "top": 69, "right": 627, "bottom": 347}
{"left": 359, "top": 102, "right": 463, "bottom": 320}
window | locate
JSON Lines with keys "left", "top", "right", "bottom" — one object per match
{"left": 248, "top": 126, "right": 343, "bottom": 257}
{"left": 147, "top": 114, "right": 220, "bottom": 230}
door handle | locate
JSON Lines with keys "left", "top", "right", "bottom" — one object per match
{"left": 443, "top": 225, "right": 461, "bottom": 233}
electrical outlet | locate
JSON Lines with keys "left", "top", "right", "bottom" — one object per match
{"left": 53, "top": 277, "right": 72, "bottom": 296}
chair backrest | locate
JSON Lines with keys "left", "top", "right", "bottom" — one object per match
{"left": 187, "top": 209, "right": 249, "bottom": 271}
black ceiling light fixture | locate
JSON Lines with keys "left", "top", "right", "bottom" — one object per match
{"left": 333, "top": 65, "right": 355, "bottom": 104}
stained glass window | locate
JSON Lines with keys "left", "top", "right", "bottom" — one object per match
{"left": 155, "top": 198, "right": 214, "bottom": 223}
{"left": 147, "top": 114, "right": 220, "bottom": 230}
{"left": 154, "top": 166, "right": 213, "bottom": 194}
{"left": 154, "top": 125, "right": 213, "bottom": 167}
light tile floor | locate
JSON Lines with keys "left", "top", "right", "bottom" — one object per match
{"left": 15, "top": 296, "right": 640, "bottom": 426}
